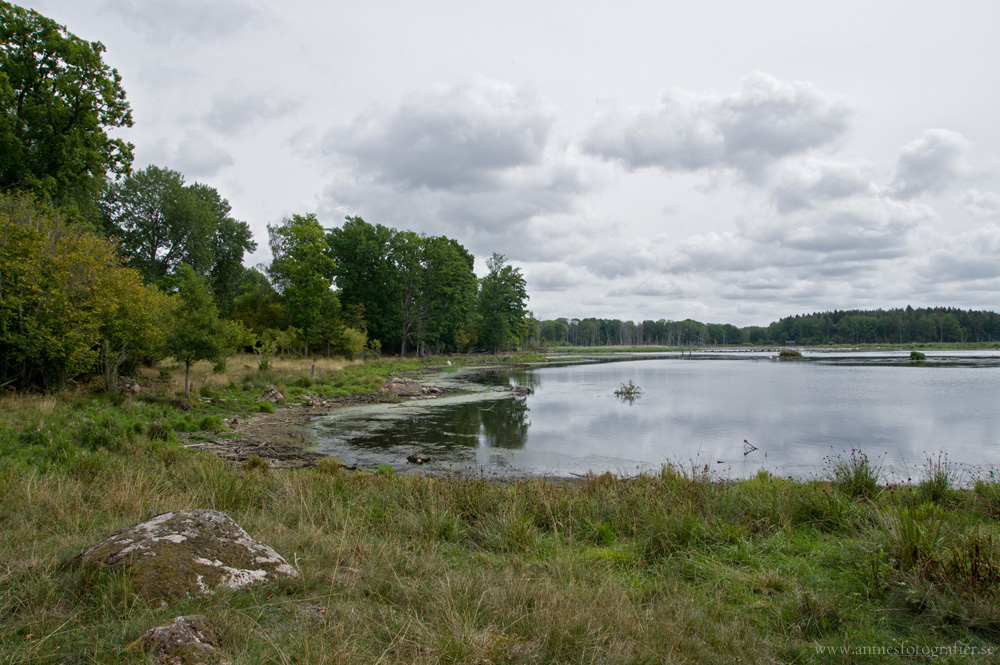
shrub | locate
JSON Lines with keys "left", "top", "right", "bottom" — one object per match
{"left": 314, "top": 458, "right": 342, "bottom": 475}
{"left": 910, "top": 351, "right": 926, "bottom": 361}
{"left": 827, "top": 449, "right": 883, "bottom": 500}
{"left": 241, "top": 454, "right": 270, "bottom": 473}
{"left": 778, "top": 349, "right": 803, "bottom": 361}
{"left": 917, "top": 453, "right": 955, "bottom": 504}
{"left": 258, "top": 401, "right": 275, "bottom": 414}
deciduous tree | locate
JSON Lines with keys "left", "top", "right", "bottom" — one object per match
{"left": 0, "top": 193, "right": 171, "bottom": 389}
{"left": 0, "top": 2, "right": 133, "bottom": 213}
{"left": 478, "top": 253, "right": 529, "bottom": 354}
{"left": 267, "top": 214, "right": 337, "bottom": 358}
{"left": 100, "top": 166, "right": 256, "bottom": 299}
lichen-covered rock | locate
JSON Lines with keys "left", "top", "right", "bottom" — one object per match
{"left": 118, "top": 377, "right": 141, "bottom": 396}
{"left": 76, "top": 510, "right": 298, "bottom": 600}
{"left": 141, "top": 615, "right": 230, "bottom": 665}
{"left": 380, "top": 376, "right": 423, "bottom": 395}
{"left": 257, "top": 386, "right": 285, "bottom": 402}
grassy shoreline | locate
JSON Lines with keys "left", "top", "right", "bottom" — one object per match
{"left": 3, "top": 354, "right": 999, "bottom": 663}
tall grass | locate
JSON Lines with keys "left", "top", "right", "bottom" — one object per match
{"left": 3, "top": 364, "right": 1000, "bottom": 662}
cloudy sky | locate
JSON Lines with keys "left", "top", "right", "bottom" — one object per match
{"left": 21, "top": 0, "right": 1000, "bottom": 325}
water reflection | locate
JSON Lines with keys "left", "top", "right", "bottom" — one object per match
{"left": 314, "top": 351, "right": 1000, "bottom": 481}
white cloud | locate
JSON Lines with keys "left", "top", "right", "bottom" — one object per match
{"left": 101, "top": 0, "right": 264, "bottom": 43}
{"left": 889, "top": 129, "right": 976, "bottom": 199}
{"left": 770, "top": 158, "right": 874, "bottom": 213}
{"left": 143, "top": 131, "right": 235, "bottom": 179}
{"left": 959, "top": 189, "right": 1000, "bottom": 218}
{"left": 203, "top": 83, "right": 299, "bottom": 137}
{"left": 582, "top": 71, "right": 854, "bottom": 181}
{"left": 322, "top": 78, "right": 556, "bottom": 190}
{"left": 919, "top": 224, "right": 1000, "bottom": 284}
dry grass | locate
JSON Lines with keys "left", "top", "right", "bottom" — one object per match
{"left": 140, "top": 353, "right": 361, "bottom": 396}
{"left": 3, "top": 360, "right": 1000, "bottom": 663}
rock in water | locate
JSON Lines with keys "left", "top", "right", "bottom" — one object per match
{"left": 140, "top": 615, "right": 230, "bottom": 665}
{"left": 75, "top": 510, "right": 298, "bottom": 600}
{"left": 407, "top": 452, "right": 430, "bottom": 464}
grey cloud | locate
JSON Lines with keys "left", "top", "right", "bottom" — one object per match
{"left": 323, "top": 79, "right": 554, "bottom": 190}
{"left": 745, "top": 198, "right": 928, "bottom": 259}
{"left": 204, "top": 84, "right": 298, "bottom": 136}
{"left": 889, "top": 129, "right": 974, "bottom": 199}
{"left": 771, "top": 159, "right": 873, "bottom": 213}
{"left": 525, "top": 264, "right": 579, "bottom": 292}
{"left": 920, "top": 224, "right": 1000, "bottom": 283}
{"left": 102, "top": 0, "right": 263, "bottom": 42}
{"left": 959, "top": 189, "right": 1000, "bottom": 218}
{"left": 145, "top": 132, "right": 235, "bottom": 179}
{"left": 582, "top": 71, "right": 854, "bottom": 181}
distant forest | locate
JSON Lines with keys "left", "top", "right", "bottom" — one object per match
{"left": 533, "top": 307, "right": 1000, "bottom": 347}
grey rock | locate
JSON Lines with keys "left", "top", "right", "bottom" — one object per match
{"left": 140, "top": 615, "right": 230, "bottom": 664}
{"left": 76, "top": 509, "right": 298, "bottom": 601}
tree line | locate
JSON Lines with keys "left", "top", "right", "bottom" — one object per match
{"left": 534, "top": 307, "right": 1000, "bottom": 348}
{"left": 0, "top": 3, "right": 530, "bottom": 391}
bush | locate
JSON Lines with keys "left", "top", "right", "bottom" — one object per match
{"left": 917, "top": 453, "right": 955, "bottom": 504}
{"left": 314, "top": 458, "right": 342, "bottom": 475}
{"left": 827, "top": 449, "right": 883, "bottom": 500}
{"left": 241, "top": 454, "right": 270, "bottom": 473}
{"left": 778, "top": 349, "right": 803, "bottom": 361}
{"left": 910, "top": 351, "right": 926, "bottom": 361}
{"left": 258, "top": 401, "right": 275, "bottom": 414}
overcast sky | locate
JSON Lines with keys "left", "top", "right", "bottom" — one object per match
{"left": 20, "top": 0, "right": 1000, "bottom": 325}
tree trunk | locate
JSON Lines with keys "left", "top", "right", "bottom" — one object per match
{"left": 184, "top": 360, "right": 191, "bottom": 396}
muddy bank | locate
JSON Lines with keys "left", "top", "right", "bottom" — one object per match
{"left": 187, "top": 384, "right": 473, "bottom": 469}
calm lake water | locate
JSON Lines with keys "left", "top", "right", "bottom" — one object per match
{"left": 312, "top": 350, "right": 1000, "bottom": 482}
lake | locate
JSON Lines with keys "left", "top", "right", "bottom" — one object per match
{"left": 312, "top": 350, "right": 1000, "bottom": 483}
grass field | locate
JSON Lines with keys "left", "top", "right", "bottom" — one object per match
{"left": 2, "top": 355, "right": 999, "bottom": 663}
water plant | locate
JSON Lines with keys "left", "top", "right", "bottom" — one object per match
{"left": 614, "top": 380, "right": 642, "bottom": 404}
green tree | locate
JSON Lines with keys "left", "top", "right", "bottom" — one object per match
{"left": 327, "top": 216, "right": 401, "bottom": 351}
{"left": 392, "top": 230, "right": 424, "bottom": 356}
{"left": 99, "top": 166, "right": 256, "bottom": 296}
{"left": 267, "top": 214, "right": 337, "bottom": 358}
{"left": 0, "top": 193, "right": 171, "bottom": 389}
{"left": 229, "top": 268, "right": 288, "bottom": 335}
{"left": 478, "top": 253, "right": 529, "bottom": 353}
{"left": 165, "top": 265, "right": 233, "bottom": 396}
{"left": 421, "top": 236, "right": 478, "bottom": 353}
{"left": 0, "top": 2, "right": 133, "bottom": 214}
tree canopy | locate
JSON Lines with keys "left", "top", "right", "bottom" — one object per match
{"left": 0, "top": 193, "right": 171, "bottom": 389}
{"left": 478, "top": 253, "right": 529, "bottom": 354}
{"left": 0, "top": 2, "right": 133, "bottom": 214}
{"left": 99, "top": 165, "right": 256, "bottom": 313}
{"left": 267, "top": 214, "right": 337, "bottom": 357}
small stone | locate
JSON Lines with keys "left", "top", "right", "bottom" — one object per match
{"left": 257, "top": 386, "right": 285, "bottom": 402}
{"left": 141, "top": 615, "right": 230, "bottom": 665}
{"left": 118, "top": 377, "right": 141, "bottom": 397}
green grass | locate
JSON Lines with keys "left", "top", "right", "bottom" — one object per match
{"left": 2, "top": 363, "right": 1000, "bottom": 663}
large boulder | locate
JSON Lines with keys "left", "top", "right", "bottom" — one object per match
{"left": 140, "top": 615, "right": 230, "bottom": 665}
{"left": 380, "top": 376, "right": 424, "bottom": 395}
{"left": 76, "top": 510, "right": 298, "bottom": 600}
